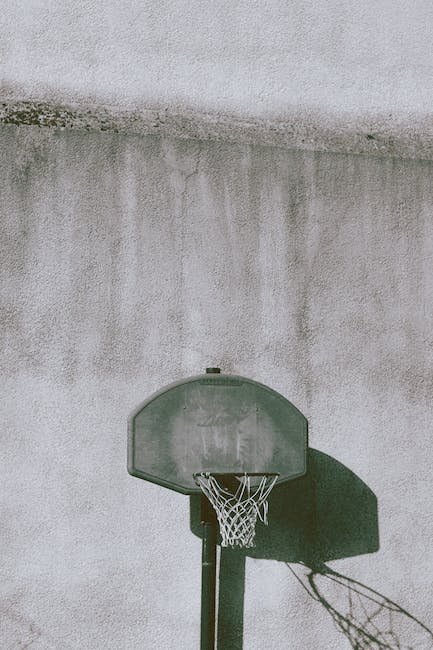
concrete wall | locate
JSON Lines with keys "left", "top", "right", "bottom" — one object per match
{"left": 2, "top": 122, "right": 433, "bottom": 648}
{"left": 3, "top": 1, "right": 433, "bottom": 165}
{"left": 2, "top": 1, "right": 433, "bottom": 118}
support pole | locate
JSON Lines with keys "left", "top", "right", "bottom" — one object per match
{"left": 200, "top": 495, "right": 217, "bottom": 650}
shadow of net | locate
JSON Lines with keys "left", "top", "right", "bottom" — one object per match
{"left": 287, "top": 563, "right": 433, "bottom": 650}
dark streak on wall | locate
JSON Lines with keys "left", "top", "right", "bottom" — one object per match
{"left": 2, "top": 100, "right": 433, "bottom": 161}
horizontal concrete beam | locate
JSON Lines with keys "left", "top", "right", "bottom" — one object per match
{"left": 2, "top": 99, "right": 433, "bottom": 161}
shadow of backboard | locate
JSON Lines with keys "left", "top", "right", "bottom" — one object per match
{"left": 190, "top": 448, "right": 379, "bottom": 563}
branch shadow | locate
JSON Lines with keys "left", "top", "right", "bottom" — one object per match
{"left": 190, "top": 448, "right": 432, "bottom": 648}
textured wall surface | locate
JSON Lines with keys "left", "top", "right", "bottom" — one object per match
{"left": 3, "top": 2, "right": 433, "bottom": 163}
{"left": 2, "top": 123, "right": 433, "bottom": 648}
{"left": 2, "top": 1, "right": 433, "bottom": 118}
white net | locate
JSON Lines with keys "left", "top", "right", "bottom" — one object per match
{"left": 194, "top": 472, "right": 279, "bottom": 548}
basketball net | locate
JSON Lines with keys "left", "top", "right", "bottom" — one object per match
{"left": 194, "top": 472, "right": 279, "bottom": 548}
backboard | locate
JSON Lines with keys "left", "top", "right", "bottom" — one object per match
{"left": 128, "top": 371, "right": 308, "bottom": 495}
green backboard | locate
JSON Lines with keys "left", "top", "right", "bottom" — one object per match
{"left": 128, "top": 372, "right": 308, "bottom": 495}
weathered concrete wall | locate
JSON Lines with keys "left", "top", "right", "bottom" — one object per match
{"left": 3, "top": 2, "right": 433, "bottom": 162}
{"left": 2, "top": 123, "right": 433, "bottom": 648}
{"left": 2, "top": 1, "right": 433, "bottom": 117}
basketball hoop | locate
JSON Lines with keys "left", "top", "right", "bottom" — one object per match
{"left": 128, "top": 369, "right": 307, "bottom": 649}
{"left": 194, "top": 472, "right": 279, "bottom": 548}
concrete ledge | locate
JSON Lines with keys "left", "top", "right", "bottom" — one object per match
{"left": 2, "top": 98, "right": 433, "bottom": 160}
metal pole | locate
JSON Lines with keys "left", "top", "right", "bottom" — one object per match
{"left": 200, "top": 495, "right": 217, "bottom": 650}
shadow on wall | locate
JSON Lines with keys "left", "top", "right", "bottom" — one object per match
{"left": 287, "top": 562, "right": 433, "bottom": 650}
{"left": 190, "top": 449, "right": 433, "bottom": 649}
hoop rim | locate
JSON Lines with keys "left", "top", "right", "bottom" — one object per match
{"left": 194, "top": 471, "right": 280, "bottom": 478}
